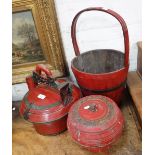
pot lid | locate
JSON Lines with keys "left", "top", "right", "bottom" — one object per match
{"left": 68, "top": 95, "right": 124, "bottom": 133}
{"left": 20, "top": 84, "right": 73, "bottom": 123}
{"left": 24, "top": 86, "right": 62, "bottom": 111}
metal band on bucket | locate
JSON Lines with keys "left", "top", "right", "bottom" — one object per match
{"left": 79, "top": 79, "right": 126, "bottom": 93}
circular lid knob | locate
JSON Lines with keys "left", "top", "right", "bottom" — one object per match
{"left": 79, "top": 99, "right": 108, "bottom": 121}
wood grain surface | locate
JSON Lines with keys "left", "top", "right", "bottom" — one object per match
{"left": 127, "top": 71, "right": 142, "bottom": 122}
{"left": 13, "top": 96, "right": 142, "bottom": 155}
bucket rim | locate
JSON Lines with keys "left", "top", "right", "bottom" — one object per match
{"left": 71, "top": 49, "right": 129, "bottom": 76}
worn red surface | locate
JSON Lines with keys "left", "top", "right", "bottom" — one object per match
{"left": 67, "top": 95, "right": 124, "bottom": 152}
{"left": 71, "top": 7, "right": 129, "bottom": 104}
{"left": 20, "top": 64, "right": 81, "bottom": 135}
{"left": 13, "top": 93, "right": 142, "bottom": 155}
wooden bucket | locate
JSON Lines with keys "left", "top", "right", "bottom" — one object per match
{"left": 71, "top": 7, "right": 129, "bottom": 104}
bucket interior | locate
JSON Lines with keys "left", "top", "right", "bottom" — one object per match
{"left": 72, "top": 49, "right": 124, "bottom": 74}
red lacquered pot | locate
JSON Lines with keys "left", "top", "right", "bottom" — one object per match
{"left": 67, "top": 95, "right": 124, "bottom": 152}
{"left": 19, "top": 64, "right": 81, "bottom": 135}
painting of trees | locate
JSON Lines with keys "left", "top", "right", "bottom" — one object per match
{"left": 13, "top": 10, "right": 45, "bottom": 65}
{"left": 17, "top": 23, "right": 36, "bottom": 47}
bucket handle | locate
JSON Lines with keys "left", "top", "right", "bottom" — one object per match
{"left": 71, "top": 7, "right": 129, "bottom": 67}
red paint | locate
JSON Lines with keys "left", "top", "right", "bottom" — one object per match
{"left": 71, "top": 7, "right": 129, "bottom": 104}
{"left": 19, "top": 64, "right": 81, "bottom": 135}
{"left": 33, "top": 115, "right": 68, "bottom": 135}
{"left": 67, "top": 95, "right": 124, "bottom": 152}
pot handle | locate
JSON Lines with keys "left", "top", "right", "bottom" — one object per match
{"left": 33, "top": 64, "right": 58, "bottom": 88}
{"left": 71, "top": 7, "right": 129, "bottom": 67}
{"left": 26, "top": 64, "right": 54, "bottom": 90}
{"left": 35, "top": 64, "right": 53, "bottom": 77}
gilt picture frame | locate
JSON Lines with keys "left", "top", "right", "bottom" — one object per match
{"left": 12, "top": 0, "right": 66, "bottom": 84}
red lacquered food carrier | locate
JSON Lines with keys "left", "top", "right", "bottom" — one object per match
{"left": 19, "top": 64, "right": 81, "bottom": 135}
{"left": 71, "top": 7, "right": 129, "bottom": 104}
{"left": 67, "top": 95, "right": 124, "bottom": 152}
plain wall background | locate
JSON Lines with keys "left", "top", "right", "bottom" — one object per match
{"left": 12, "top": 0, "right": 142, "bottom": 101}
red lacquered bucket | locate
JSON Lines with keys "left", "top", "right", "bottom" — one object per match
{"left": 67, "top": 95, "right": 124, "bottom": 152}
{"left": 71, "top": 7, "right": 129, "bottom": 104}
{"left": 19, "top": 64, "right": 81, "bottom": 135}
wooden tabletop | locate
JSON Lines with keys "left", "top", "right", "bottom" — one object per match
{"left": 127, "top": 71, "right": 142, "bottom": 123}
{"left": 13, "top": 95, "right": 142, "bottom": 155}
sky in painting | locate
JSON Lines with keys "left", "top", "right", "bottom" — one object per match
{"left": 13, "top": 10, "right": 38, "bottom": 45}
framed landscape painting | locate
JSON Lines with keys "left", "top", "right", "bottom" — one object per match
{"left": 12, "top": 0, "right": 66, "bottom": 84}
{"left": 13, "top": 10, "right": 45, "bottom": 65}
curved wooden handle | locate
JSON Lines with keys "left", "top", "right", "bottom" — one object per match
{"left": 71, "top": 7, "right": 129, "bottom": 67}
{"left": 35, "top": 64, "right": 52, "bottom": 77}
